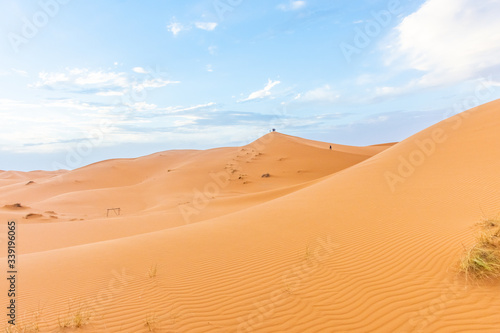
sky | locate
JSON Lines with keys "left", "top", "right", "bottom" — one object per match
{"left": 1, "top": 0, "right": 500, "bottom": 171}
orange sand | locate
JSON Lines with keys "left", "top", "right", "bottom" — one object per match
{"left": 1, "top": 100, "right": 500, "bottom": 332}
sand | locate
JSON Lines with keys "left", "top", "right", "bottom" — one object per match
{"left": 1, "top": 100, "right": 500, "bottom": 332}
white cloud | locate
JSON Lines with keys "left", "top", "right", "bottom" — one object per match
{"left": 373, "top": 86, "right": 402, "bottom": 97}
{"left": 34, "top": 71, "right": 69, "bottom": 86}
{"left": 12, "top": 68, "right": 28, "bottom": 77}
{"left": 167, "top": 20, "right": 217, "bottom": 36}
{"left": 195, "top": 22, "right": 218, "bottom": 31}
{"left": 206, "top": 64, "right": 214, "bottom": 72}
{"left": 96, "top": 91, "right": 125, "bottom": 97}
{"left": 130, "top": 102, "right": 158, "bottom": 112}
{"left": 167, "top": 21, "right": 186, "bottom": 36}
{"left": 239, "top": 79, "right": 281, "bottom": 102}
{"left": 277, "top": 1, "right": 306, "bottom": 11}
{"left": 0, "top": 98, "right": 40, "bottom": 111}
{"left": 132, "top": 67, "right": 149, "bottom": 74}
{"left": 32, "top": 68, "right": 128, "bottom": 91}
{"left": 137, "top": 78, "right": 180, "bottom": 90}
{"left": 295, "top": 85, "right": 340, "bottom": 103}
{"left": 163, "top": 102, "right": 216, "bottom": 114}
{"left": 208, "top": 45, "right": 217, "bottom": 55}
{"left": 31, "top": 68, "right": 178, "bottom": 95}
{"left": 73, "top": 70, "right": 128, "bottom": 87}
{"left": 388, "top": 0, "right": 500, "bottom": 87}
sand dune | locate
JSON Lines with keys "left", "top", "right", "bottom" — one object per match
{"left": 2, "top": 100, "right": 500, "bottom": 332}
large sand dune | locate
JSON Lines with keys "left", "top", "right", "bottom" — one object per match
{"left": 1, "top": 100, "right": 500, "bottom": 332}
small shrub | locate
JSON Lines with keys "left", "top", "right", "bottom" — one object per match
{"left": 148, "top": 264, "right": 158, "bottom": 278}
{"left": 261, "top": 173, "right": 270, "bottom": 178}
{"left": 58, "top": 306, "right": 91, "bottom": 330}
{"left": 460, "top": 219, "right": 500, "bottom": 281}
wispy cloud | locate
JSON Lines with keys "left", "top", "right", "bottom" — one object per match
{"left": 195, "top": 22, "right": 218, "bottom": 31}
{"left": 294, "top": 85, "right": 340, "bottom": 103}
{"left": 31, "top": 68, "right": 128, "bottom": 92}
{"left": 0, "top": 98, "right": 40, "bottom": 111}
{"left": 239, "top": 79, "right": 281, "bottom": 102}
{"left": 132, "top": 67, "right": 149, "bottom": 74}
{"left": 167, "top": 20, "right": 218, "bottom": 36}
{"left": 11, "top": 68, "right": 28, "bottom": 77}
{"left": 30, "top": 68, "right": 178, "bottom": 95}
{"left": 277, "top": 1, "right": 307, "bottom": 11}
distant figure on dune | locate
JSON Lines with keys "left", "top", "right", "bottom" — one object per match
{"left": 272, "top": 128, "right": 276, "bottom": 132}
{"left": 329, "top": 145, "right": 332, "bottom": 150}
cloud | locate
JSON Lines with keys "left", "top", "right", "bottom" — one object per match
{"left": 387, "top": 0, "right": 500, "bottom": 87}
{"left": 12, "top": 68, "right": 28, "bottom": 77}
{"left": 239, "top": 79, "right": 281, "bottom": 102}
{"left": 294, "top": 85, "right": 340, "bottom": 103}
{"left": 167, "top": 20, "right": 217, "bottom": 36}
{"left": 132, "top": 67, "right": 149, "bottom": 74}
{"left": 0, "top": 98, "right": 40, "bottom": 111}
{"left": 277, "top": 1, "right": 306, "bottom": 11}
{"left": 0, "top": 98, "right": 220, "bottom": 154}
{"left": 206, "top": 64, "right": 214, "bottom": 72}
{"left": 163, "top": 102, "right": 216, "bottom": 114}
{"left": 195, "top": 22, "right": 218, "bottom": 31}
{"left": 167, "top": 21, "right": 186, "bottom": 36}
{"left": 30, "top": 68, "right": 178, "bottom": 95}
{"left": 96, "top": 91, "right": 125, "bottom": 97}
{"left": 137, "top": 78, "right": 180, "bottom": 90}
{"left": 32, "top": 68, "right": 128, "bottom": 93}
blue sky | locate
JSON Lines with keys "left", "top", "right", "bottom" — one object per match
{"left": 1, "top": 0, "right": 500, "bottom": 171}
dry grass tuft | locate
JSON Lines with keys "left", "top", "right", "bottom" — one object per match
{"left": 148, "top": 264, "right": 158, "bottom": 278}
{"left": 58, "top": 305, "right": 92, "bottom": 330}
{"left": 460, "top": 218, "right": 500, "bottom": 282}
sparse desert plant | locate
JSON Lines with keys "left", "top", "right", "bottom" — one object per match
{"left": 144, "top": 313, "right": 158, "bottom": 332}
{"left": 148, "top": 264, "right": 158, "bottom": 278}
{"left": 261, "top": 173, "right": 270, "bottom": 178}
{"left": 58, "top": 306, "right": 92, "bottom": 330}
{"left": 460, "top": 219, "right": 500, "bottom": 281}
